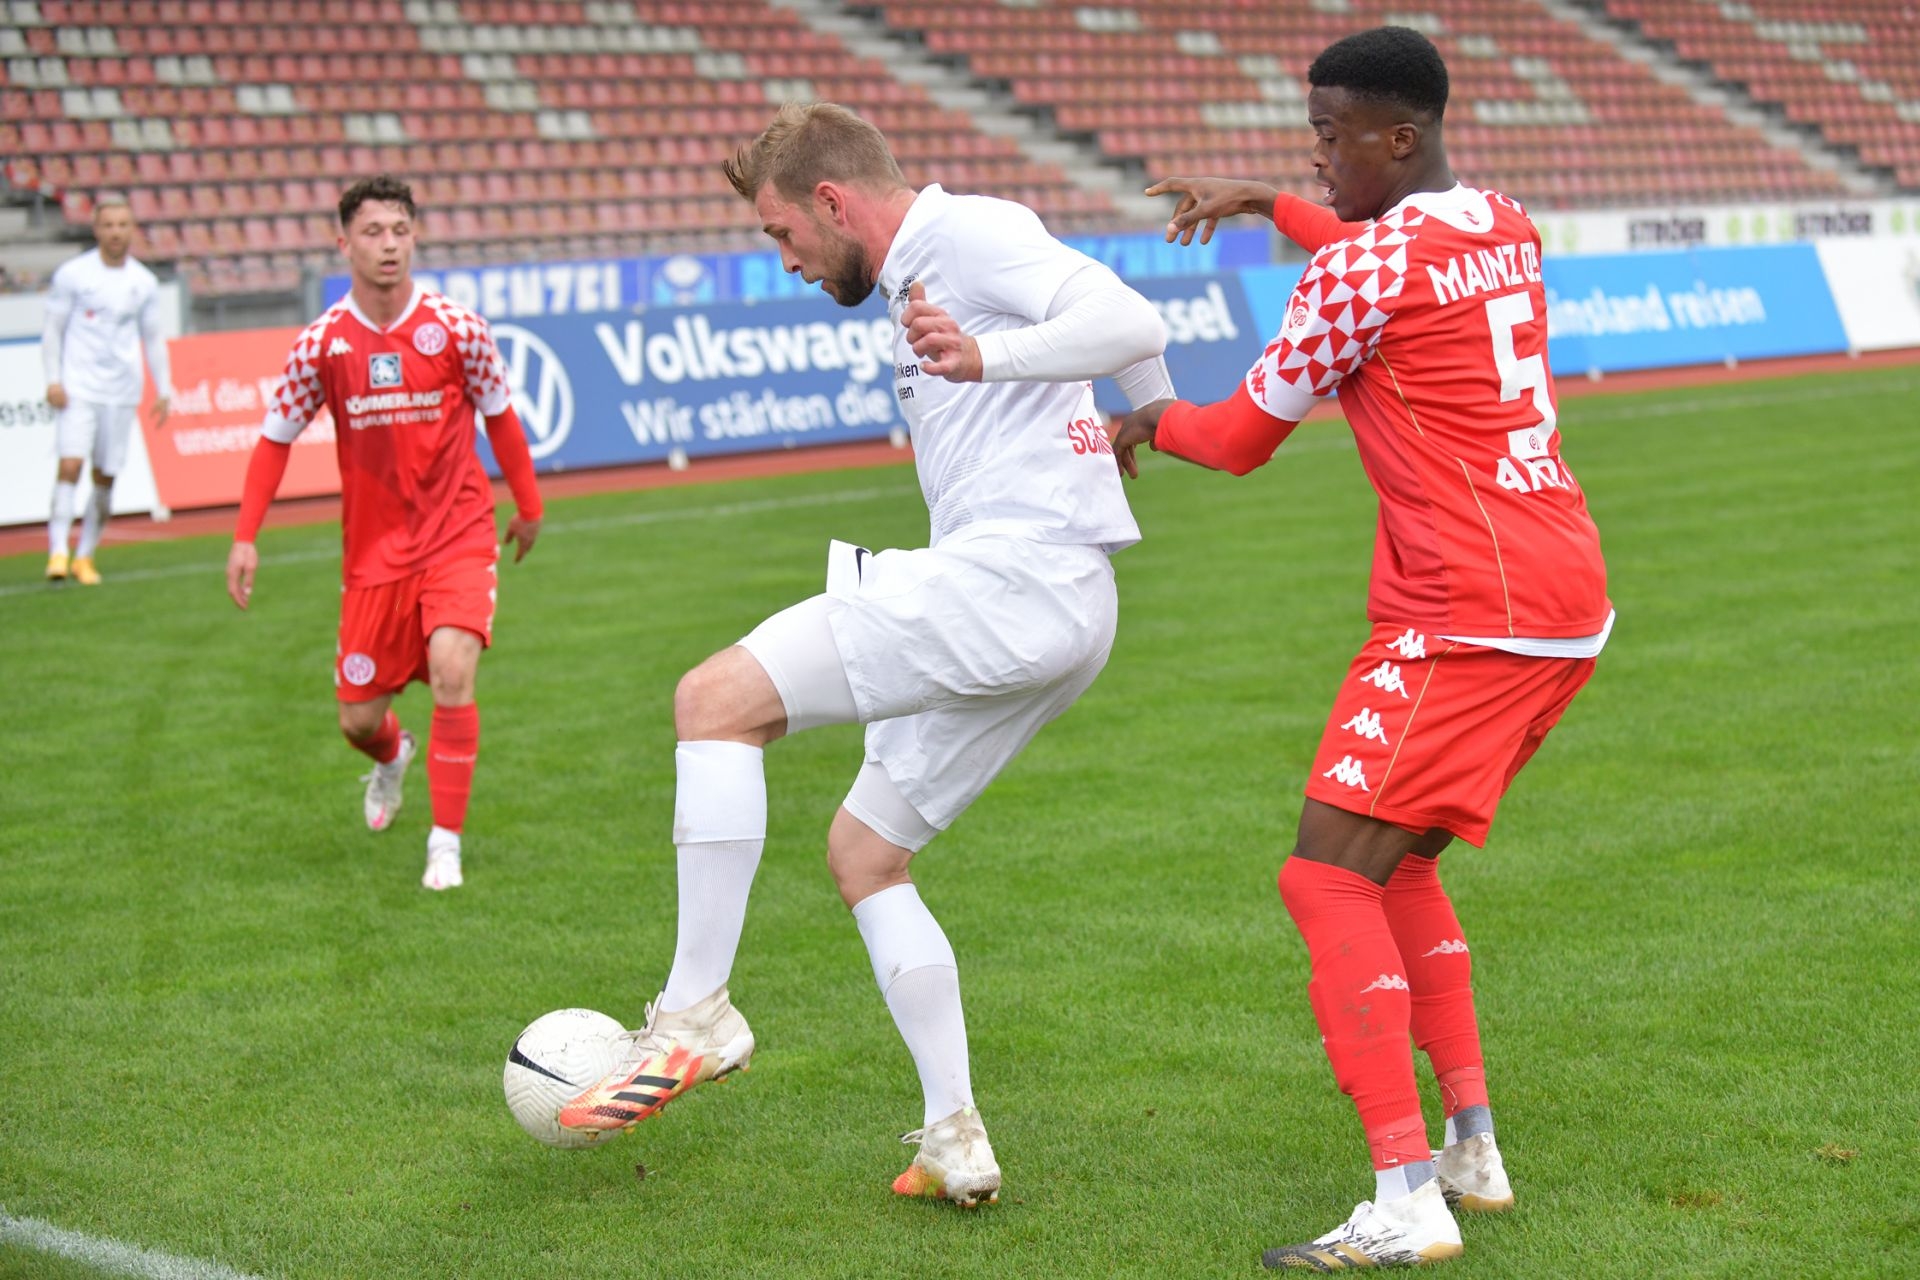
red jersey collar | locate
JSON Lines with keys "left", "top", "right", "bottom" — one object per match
{"left": 344, "top": 281, "right": 426, "bottom": 334}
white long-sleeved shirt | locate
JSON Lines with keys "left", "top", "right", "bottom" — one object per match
{"left": 42, "top": 248, "right": 174, "bottom": 406}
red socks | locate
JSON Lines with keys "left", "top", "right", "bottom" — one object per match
{"left": 1383, "top": 855, "right": 1490, "bottom": 1118}
{"left": 347, "top": 709, "right": 402, "bottom": 764}
{"left": 428, "top": 703, "right": 480, "bottom": 834}
{"left": 1278, "top": 856, "right": 1427, "bottom": 1172}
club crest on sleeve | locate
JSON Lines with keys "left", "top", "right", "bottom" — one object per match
{"left": 413, "top": 322, "right": 448, "bottom": 356}
{"left": 370, "top": 352, "right": 403, "bottom": 387}
{"left": 1283, "top": 293, "right": 1313, "bottom": 340}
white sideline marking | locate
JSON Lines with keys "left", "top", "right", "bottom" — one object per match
{"left": 0, "top": 483, "right": 920, "bottom": 600}
{"left": 0, "top": 1205, "right": 262, "bottom": 1280}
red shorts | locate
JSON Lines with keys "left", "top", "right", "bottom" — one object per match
{"left": 335, "top": 545, "right": 498, "bottom": 702}
{"left": 1303, "top": 621, "right": 1595, "bottom": 846}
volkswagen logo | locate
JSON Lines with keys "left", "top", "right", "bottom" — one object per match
{"left": 493, "top": 324, "right": 573, "bottom": 460}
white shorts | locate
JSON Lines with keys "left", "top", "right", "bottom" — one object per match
{"left": 55, "top": 400, "right": 138, "bottom": 476}
{"left": 740, "top": 535, "right": 1118, "bottom": 837}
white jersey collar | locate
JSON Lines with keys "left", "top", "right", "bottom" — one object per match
{"left": 1384, "top": 183, "right": 1494, "bottom": 233}
{"left": 879, "top": 184, "right": 946, "bottom": 299}
{"left": 344, "top": 281, "right": 425, "bottom": 333}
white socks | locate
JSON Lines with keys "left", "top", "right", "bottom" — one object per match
{"left": 853, "top": 882, "right": 973, "bottom": 1126}
{"left": 660, "top": 741, "right": 766, "bottom": 1013}
{"left": 1375, "top": 1160, "right": 1436, "bottom": 1203}
{"left": 48, "top": 480, "right": 77, "bottom": 555}
{"left": 77, "top": 482, "right": 112, "bottom": 558}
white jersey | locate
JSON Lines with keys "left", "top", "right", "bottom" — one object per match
{"left": 878, "top": 185, "right": 1142, "bottom": 553}
{"left": 42, "top": 249, "right": 172, "bottom": 406}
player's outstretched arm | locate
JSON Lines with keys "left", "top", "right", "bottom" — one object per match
{"left": 228, "top": 437, "right": 291, "bottom": 610}
{"left": 1148, "top": 176, "right": 1365, "bottom": 253}
{"left": 226, "top": 541, "right": 259, "bottom": 611}
{"left": 1110, "top": 385, "right": 1299, "bottom": 479}
{"left": 482, "top": 404, "right": 545, "bottom": 563}
{"left": 1148, "top": 176, "right": 1280, "bottom": 246}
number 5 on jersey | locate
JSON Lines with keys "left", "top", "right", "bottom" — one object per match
{"left": 1486, "top": 293, "right": 1572, "bottom": 495}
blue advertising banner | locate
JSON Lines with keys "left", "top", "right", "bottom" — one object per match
{"left": 322, "top": 230, "right": 1272, "bottom": 319}
{"left": 1540, "top": 244, "right": 1847, "bottom": 373}
{"left": 1190, "top": 247, "right": 1850, "bottom": 378}
{"left": 474, "top": 297, "right": 906, "bottom": 473}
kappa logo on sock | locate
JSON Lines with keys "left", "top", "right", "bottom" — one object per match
{"left": 1421, "top": 939, "right": 1470, "bottom": 957}
{"left": 1361, "top": 973, "right": 1411, "bottom": 993}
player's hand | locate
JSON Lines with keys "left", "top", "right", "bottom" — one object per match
{"left": 902, "top": 281, "right": 982, "bottom": 382}
{"left": 504, "top": 515, "right": 541, "bottom": 563}
{"left": 45, "top": 383, "right": 68, "bottom": 411}
{"left": 226, "top": 540, "right": 259, "bottom": 611}
{"left": 149, "top": 396, "right": 171, "bottom": 429}
{"left": 1146, "top": 177, "right": 1282, "bottom": 246}
{"left": 1108, "top": 398, "right": 1175, "bottom": 479}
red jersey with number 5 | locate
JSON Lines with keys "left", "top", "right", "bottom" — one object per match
{"left": 1249, "top": 185, "right": 1607, "bottom": 639}
{"left": 262, "top": 284, "right": 513, "bottom": 588}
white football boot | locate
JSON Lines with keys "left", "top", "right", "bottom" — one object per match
{"left": 361, "top": 730, "right": 416, "bottom": 832}
{"left": 1432, "top": 1133, "right": 1515, "bottom": 1212}
{"left": 893, "top": 1105, "right": 1001, "bottom": 1207}
{"left": 1261, "top": 1179, "right": 1463, "bottom": 1270}
{"left": 421, "top": 827, "right": 463, "bottom": 891}
{"left": 557, "top": 987, "right": 755, "bottom": 1134}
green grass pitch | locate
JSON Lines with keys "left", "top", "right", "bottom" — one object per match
{"left": 2, "top": 365, "right": 1916, "bottom": 1278}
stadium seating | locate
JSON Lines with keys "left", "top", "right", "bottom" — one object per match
{"left": 2, "top": 0, "right": 1114, "bottom": 295}
{"left": 0, "top": 0, "right": 1896, "bottom": 297}
{"left": 1600, "top": 0, "right": 1920, "bottom": 189}
{"left": 869, "top": 0, "right": 1849, "bottom": 209}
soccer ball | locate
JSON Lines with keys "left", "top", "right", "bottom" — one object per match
{"left": 503, "top": 1008, "right": 628, "bottom": 1148}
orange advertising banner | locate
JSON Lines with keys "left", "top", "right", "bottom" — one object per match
{"left": 139, "top": 327, "right": 342, "bottom": 512}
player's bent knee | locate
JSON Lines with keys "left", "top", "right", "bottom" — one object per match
{"left": 673, "top": 646, "right": 791, "bottom": 744}
{"left": 827, "top": 804, "right": 917, "bottom": 910}
{"left": 338, "top": 702, "right": 386, "bottom": 741}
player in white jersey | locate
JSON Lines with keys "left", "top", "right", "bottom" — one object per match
{"left": 42, "top": 197, "right": 174, "bottom": 585}
{"left": 557, "top": 103, "right": 1173, "bottom": 1204}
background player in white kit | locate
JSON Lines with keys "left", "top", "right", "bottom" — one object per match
{"left": 557, "top": 103, "right": 1173, "bottom": 1205}
{"left": 42, "top": 197, "right": 173, "bottom": 585}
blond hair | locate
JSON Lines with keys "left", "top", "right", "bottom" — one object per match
{"left": 722, "top": 102, "right": 907, "bottom": 204}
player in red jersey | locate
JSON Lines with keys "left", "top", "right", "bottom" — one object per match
{"left": 225, "top": 175, "right": 544, "bottom": 891}
{"left": 1112, "top": 27, "right": 1611, "bottom": 1270}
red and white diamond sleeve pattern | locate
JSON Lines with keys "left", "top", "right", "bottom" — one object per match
{"left": 261, "top": 309, "right": 341, "bottom": 444}
{"left": 1244, "top": 214, "right": 1420, "bottom": 423}
{"left": 424, "top": 294, "right": 512, "bottom": 417}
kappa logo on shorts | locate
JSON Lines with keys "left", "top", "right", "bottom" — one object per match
{"left": 412, "top": 321, "right": 449, "bottom": 356}
{"left": 1360, "top": 973, "right": 1410, "bottom": 993}
{"left": 1421, "top": 939, "right": 1470, "bottom": 957}
{"left": 1322, "top": 754, "right": 1371, "bottom": 792}
{"left": 1341, "top": 708, "right": 1389, "bottom": 744}
{"left": 1359, "top": 661, "right": 1410, "bottom": 699}
{"left": 1386, "top": 628, "right": 1427, "bottom": 660}
{"left": 341, "top": 652, "right": 378, "bottom": 687}
{"left": 369, "top": 352, "right": 403, "bottom": 387}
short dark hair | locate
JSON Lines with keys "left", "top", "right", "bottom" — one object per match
{"left": 338, "top": 175, "right": 416, "bottom": 228}
{"left": 1308, "top": 26, "right": 1449, "bottom": 121}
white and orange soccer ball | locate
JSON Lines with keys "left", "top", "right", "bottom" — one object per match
{"left": 503, "top": 1008, "right": 627, "bottom": 1148}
